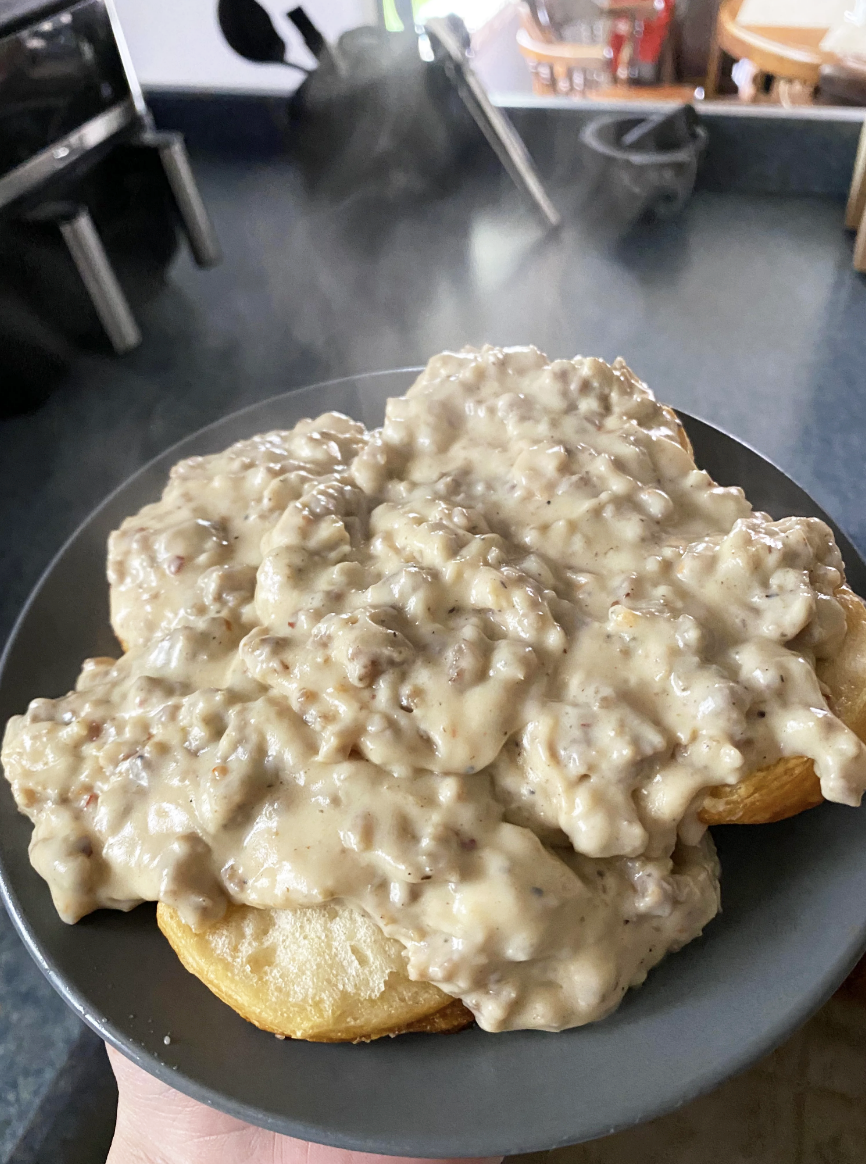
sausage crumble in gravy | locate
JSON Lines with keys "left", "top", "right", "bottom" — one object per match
{"left": 5, "top": 347, "right": 865, "bottom": 1033}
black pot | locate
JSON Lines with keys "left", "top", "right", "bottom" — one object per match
{"left": 579, "top": 109, "right": 708, "bottom": 224}
{"left": 287, "top": 25, "right": 483, "bottom": 200}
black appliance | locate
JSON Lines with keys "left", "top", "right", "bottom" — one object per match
{"left": 0, "top": 0, "right": 220, "bottom": 408}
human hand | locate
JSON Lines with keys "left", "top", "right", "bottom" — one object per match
{"left": 106, "top": 1044, "right": 504, "bottom": 1164}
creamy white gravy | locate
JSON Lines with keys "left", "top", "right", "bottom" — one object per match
{"left": 5, "top": 347, "right": 866, "bottom": 1033}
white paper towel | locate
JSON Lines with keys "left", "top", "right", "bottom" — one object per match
{"left": 821, "top": 0, "right": 866, "bottom": 58}
{"left": 738, "top": 0, "right": 848, "bottom": 28}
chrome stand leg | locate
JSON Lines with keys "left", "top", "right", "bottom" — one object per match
{"left": 58, "top": 206, "right": 142, "bottom": 354}
{"left": 138, "top": 130, "right": 222, "bottom": 268}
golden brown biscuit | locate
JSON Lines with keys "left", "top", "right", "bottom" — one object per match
{"left": 157, "top": 899, "right": 473, "bottom": 1043}
{"left": 700, "top": 586, "right": 866, "bottom": 825}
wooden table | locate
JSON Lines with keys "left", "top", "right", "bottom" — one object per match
{"left": 706, "top": 0, "right": 835, "bottom": 96}
{"left": 704, "top": 0, "right": 866, "bottom": 273}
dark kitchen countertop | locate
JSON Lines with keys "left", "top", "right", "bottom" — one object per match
{"left": 1, "top": 130, "right": 866, "bottom": 1160}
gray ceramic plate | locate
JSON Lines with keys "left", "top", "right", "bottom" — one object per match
{"left": 2, "top": 370, "right": 866, "bottom": 1158}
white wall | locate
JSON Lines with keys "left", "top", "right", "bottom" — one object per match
{"left": 114, "top": 0, "right": 377, "bottom": 92}
{"left": 471, "top": 7, "right": 532, "bottom": 97}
